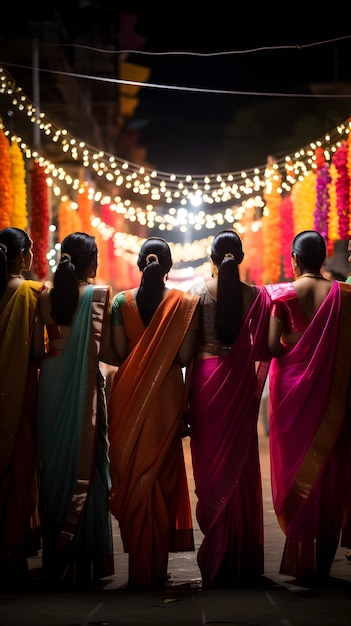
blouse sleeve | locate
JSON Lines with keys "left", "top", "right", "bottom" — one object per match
{"left": 111, "top": 291, "right": 126, "bottom": 326}
{"left": 270, "top": 299, "right": 284, "bottom": 320}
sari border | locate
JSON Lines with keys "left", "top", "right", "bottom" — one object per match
{"left": 278, "top": 282, "right": 351, "bottom": 532}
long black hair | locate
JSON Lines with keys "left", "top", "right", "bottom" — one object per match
{"left": 136, "top": 237, "right": 172, "bottom": 326}
{"left": 211, "top": 229, "right": 244, "bottom": 344}
{"left": 0, "top": 227, "right": 31, "bottom": 298}
{"left": 50, "top": 232, "right": 98, "bottom": 324}
{"left": 292, "top": 230, "right": 326, "bottom": 273}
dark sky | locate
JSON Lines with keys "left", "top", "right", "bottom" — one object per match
{"left": 3, "top": 3, "right": 351, "bottom": 175}
{"left": 119, "top": 8, "right": 351, "bottom": 174}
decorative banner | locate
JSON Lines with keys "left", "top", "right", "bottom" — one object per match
{"left": 9, "top": 141, "right": 27, "bottom": 230}
{"left": 30, "top": 161, "right": 49, "bottom": 280}
{"left": 0, "top": 128, "right": 13, "bottom": 229}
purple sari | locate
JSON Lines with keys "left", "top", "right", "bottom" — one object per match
{"left": 267, "top": 280, "right": 351, "bottom": 577}
{"left": 189, "top": 287, "right": 271, "bottom": 587}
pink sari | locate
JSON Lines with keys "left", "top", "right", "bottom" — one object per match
{"left": 189, "top": 287, "right": 271, "bottom": 587}
{"left": 267, "top": 280, "right": 351, "bottom": 577}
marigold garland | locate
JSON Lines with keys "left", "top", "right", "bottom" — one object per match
{"left": 279, "top": 195, "right": 294, "bottom": 280}
{"left": 58, "top": 198, "right": 82, "bottom": 242}
{"left": 240, "top": 206, "right": 263, "bottom": 285}
{"left": 291, "top": 171, "right": 316, "bottom": 234}
{"left": 328, "top": 164, "right": 339, "bottom": 245}
{"left": 314, "top": 150, "right": 331, "bottom": 242}
{"left": 262, "top": 161, "right": 282, "bottom": 283}
{"left": 0, "top": 128, "right": 13, "bottom": 229}
{"left": 332, "top": 142, "right": 350, "bottom": 239}
{"left": 78, "top": 181, "right": 93, "bottom": 234}
{"left": 3, "top": 117, "right": 351, "bottom": 284}
{"left": 9, "top": 141, "right": 27, "bottom": 230}
{"left": 30, "top": 161, "right": 49, "bottom": 280}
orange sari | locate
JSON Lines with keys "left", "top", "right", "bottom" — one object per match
{"left": 0, "top": 280, "right": 44, "bottom": 583}
{"left": 108, "top": 289, "right": 199, "bottom": 588}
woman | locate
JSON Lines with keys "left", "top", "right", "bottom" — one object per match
{"left": 37, "top": 232, "right": 119, "bottom": 586}
{"left": 188, "top": 229, "right": 271, "bottom": 588}
{"left": 108, "top": 237, "right": 199, "bottom": 589}
{"left": 0, "top": 227, "right": 46, "bottom": 586}
{"left": 266, "top": 230, "right": 351, "bottom": 580}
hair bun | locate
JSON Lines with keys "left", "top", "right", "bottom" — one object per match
{"left": 146, "top": 253, "right": 158, "bottom": 264}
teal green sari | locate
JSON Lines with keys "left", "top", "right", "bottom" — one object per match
{"left": 37, "top": 286, "right": 114, "bottom": 584}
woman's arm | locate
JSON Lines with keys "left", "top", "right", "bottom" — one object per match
{"left": 175, "top": 303, "right": 199, "bottom": 367}
{"left": 100, "top": 308, "right": 121, "bottom": 366}
{"left": 111, "top": 292, "right": 129, "bottom": 362}
{"left": 268, "top": 313, "right": 284, "bottom": 357}
{"left": 175, "top": 328, "right": 199, "bottom": 367}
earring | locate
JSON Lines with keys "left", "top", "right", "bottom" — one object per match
{"left": 210, "top": 260, "right": 218, "bottom": 278}
{"left": 291, "top": 253, "right": 300, "bottom": 279}
{"left": 293, "top": 264, "right": 301, "bottom": 279}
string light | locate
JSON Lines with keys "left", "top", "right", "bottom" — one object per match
{"left": 0, "top": 65, "right": 350, "bottom": 264}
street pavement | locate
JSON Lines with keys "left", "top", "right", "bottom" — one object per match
{"left": 1, "top": 422, "right": 351, "bottom": 625}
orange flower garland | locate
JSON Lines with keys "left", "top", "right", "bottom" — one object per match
{"left": 279, "top": 194, "right": 294, "bottom": 280}
{"left": 9, "top": 141, "right": 27, "bottom": 230}
{"left": 332, "top": 142, "right": 350, "bottom": 239}
{"left": 78, "top": 181, "right": 93, "bottom": 234}
{"left": 291, "top": 171, "right": 316, "bottom": 234}
{"left": 30, "top": 161, "right": 49, "bottom": 280}
{"left": 58, "top": 198, "right": 82, "bottom": 242}
{"left": 240, "top": 206, "right": 264, "bottom": 285}
{"left": 314, "top": 148, "right": 330, "bottom": 242}
{"left": 328, "top": 164, "right": 339, "bottom": 244}
{"left": 0, "top": 128, "right": 13, "bottom": 229}
{"left": 262, "top": 159, "right": 282, "bottom": 283}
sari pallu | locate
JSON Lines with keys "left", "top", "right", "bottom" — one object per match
{"left": 267, "top": 281, "right": 351, "bottom": 577}
{"left": 37, "top": 286, "right": 114, "bottom": 584}
{"left": 0, "top": 280, "right": 44, "bottom": 582}
{"left": 108, "top": 289, "right": 199, "bottom": 589}
{"left": 189, "top": 287, "right": 271, "bottom": 588}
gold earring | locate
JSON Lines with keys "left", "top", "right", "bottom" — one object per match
{"left": 210, "top": 258, "right": 218, "bottom": 278}
{"left": 293, "top": 265, "right": 301, "bottom": 279}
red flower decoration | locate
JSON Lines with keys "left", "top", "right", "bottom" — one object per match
{"left": 332, "top": 142, "right": 350, "bottom": 240}
{"left": 0, "top": 129, "right": 13, "bottom": 229}
{"left": 30, "top": 161, "right": 49, "bottom": 280}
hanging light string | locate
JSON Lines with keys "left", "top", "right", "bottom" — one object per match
{"left": 0, "top": 66, "right": 349, "bottom": 235}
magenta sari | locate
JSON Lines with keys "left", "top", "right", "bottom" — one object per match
{"left": 267, "top": 280, "right": 351, "bottom": 578}
{"left": 189, "top": 287, "right": 271, "bottom": 588}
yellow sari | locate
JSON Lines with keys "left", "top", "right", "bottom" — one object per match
{"left": 0, "top": 280, "right": 44, "bottom": 583}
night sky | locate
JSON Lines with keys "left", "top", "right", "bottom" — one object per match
{"left": 2, "top": 3, "right": 351, "bottom": 174}
{"left": 121, "top": 8, "right": 351, "bottom": 173}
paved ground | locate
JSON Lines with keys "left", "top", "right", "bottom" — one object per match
{"left": 1, "top": 424, "right": 351, "bottom": 625}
